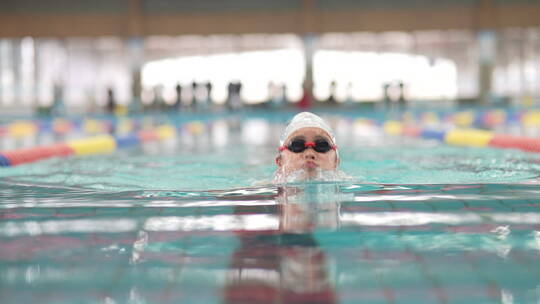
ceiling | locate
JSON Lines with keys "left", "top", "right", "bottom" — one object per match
{"left": 1, "top": 0, "right": 539, "bottom": 37}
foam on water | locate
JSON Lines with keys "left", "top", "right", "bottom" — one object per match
{"left": 273, "top": 167, "right": 353, "bottom": 184}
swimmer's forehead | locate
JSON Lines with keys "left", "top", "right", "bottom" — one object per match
{"left": 279, "top": 112, "right": 336, "bottom": 145}
{"left": 284, "top": 127, "right": 334, "bottom": 143}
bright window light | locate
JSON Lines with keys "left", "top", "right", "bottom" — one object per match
{"left": 143, "top": 49, "right": 457, "bottom": 104}
{"left": 142, "top": 50, "right": 304, "bottom": 104}
{"left": 314, "top": 50, "right": 458, "bottom": 101}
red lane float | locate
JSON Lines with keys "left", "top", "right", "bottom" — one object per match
{"left": 1, "top": 144, "right": 74, "bottom": 166}
{"left": 402, "top": 125, "right": 421, "bottom": 137}
{"left": 488, "top": 135, "right": 540, "bottom": 153}
{"left": 137, "top": 130, "right": 159, "bottom": 142}
{"left": 52, "top": 120, "right": 74, "bottom": 135}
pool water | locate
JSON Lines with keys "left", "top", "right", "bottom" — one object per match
{"left": 1, "top": 112, "right": 540, "bottom": 303}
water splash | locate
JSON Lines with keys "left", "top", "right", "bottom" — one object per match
{"left": 273, "top": 167, "right": 353, "bottom": 184}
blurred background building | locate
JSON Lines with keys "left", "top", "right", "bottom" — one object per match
{"left": 1, "top": 0, "right": 540, "bottom": 113}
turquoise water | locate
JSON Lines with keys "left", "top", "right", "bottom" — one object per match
{"left": 1, "top": 112, "right": 540, "bottom": 303}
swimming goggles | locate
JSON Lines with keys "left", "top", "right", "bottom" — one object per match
{"left": 279, "top": 139, "right": 337, "bottom": 153}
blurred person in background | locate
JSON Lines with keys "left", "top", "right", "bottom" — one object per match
{"left": 174, "top": 82, "right": 182, "bottom": 111}
{"left": 326, "top": 80, "right": 338, "bottom": 106}
{"left": 106, "top": 87, "right": 116, "bottom": 114}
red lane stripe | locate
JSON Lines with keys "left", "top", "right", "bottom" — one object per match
{"left": 2, "top": 144, "right": 75, "bottom": 166}
{"left": 137, "top": 130, "right": 159, "bottom": 142}
{"left": 402, "top": 125, "right": 421, "bottom": 137}
{"left": 489, "top": 135, "right": 540, "bottom": 153}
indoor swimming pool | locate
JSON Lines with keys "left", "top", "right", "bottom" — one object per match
{"left": 1, "top": 109, "right": 540, "bottom": 303}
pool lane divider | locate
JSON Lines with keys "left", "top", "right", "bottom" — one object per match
{"left": 0, "top": 153, "right": 11, "bottom": 166}
{"left": 1, "top": 144, "right": 74, "bottom": 166}
{"left": 0, "top": 118, "right": 119, "bottom": 139}
{"left": 488, "top": 135, "right": 540, "bottom": 153}
{"left": 6, "top": 121, "right": 39, "bottom": 138}
{"left": 381, "top": 120, "right": 540, "bottom": 153}
{"left": 405, "top": 109, "right": 524, "bottom": 129}
{"left": 2, "top": 116, "right": 190, "bottom": 140}
{"left": 0, "top": 109, "right": 532, "bottom": 140}
{"left": 0, "top": 125, "right": 177, "bottom": 167}
{"left": 421, "top": 129, "right": 446, "bottom": 141}
{"left": 67, "top": 135, "right": 116, "bottom": 156}
{"left": 445, "top": 129, "right": 493, "bottom": 147}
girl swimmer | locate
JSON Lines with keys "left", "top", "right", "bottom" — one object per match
{"left": 274, "top": 112, "right": 343, "bottom": 183}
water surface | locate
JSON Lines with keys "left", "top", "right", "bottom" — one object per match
{"left": 1, "top": 115, "right": 540, "bottom": 303}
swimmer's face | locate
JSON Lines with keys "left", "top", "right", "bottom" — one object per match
{"left": 276, "top": 127, "right": 339, "bottom": 176}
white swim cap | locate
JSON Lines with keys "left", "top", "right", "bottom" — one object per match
{"left": 279, "top": 112, "right": 336, "bottom": 146}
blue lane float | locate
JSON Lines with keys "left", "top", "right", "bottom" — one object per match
{"left": 472, "top": 111, "right": 484, "bottom": 128}
{"left": 0, "top": 154, "right": 10, "bottom": 167}
{"left": 115, "top": 134, "right": 140, "bottom": 148}
{"left": 420, "top": 129, "right": 446, "bottom": 141}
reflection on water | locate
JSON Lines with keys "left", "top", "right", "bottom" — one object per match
{"left": 1, "top": 182, "right": 540, "bottom": 303}
{"left": 223, "top": 184, "right": 344, "bottom": 304}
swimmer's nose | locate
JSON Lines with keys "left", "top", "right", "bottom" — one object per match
{"left": 304, "top": 149, "right": 316, "bottom": 159}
